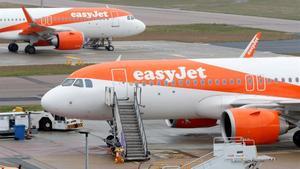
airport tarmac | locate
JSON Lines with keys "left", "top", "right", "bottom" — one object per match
{"left": 1, "top": 0, "right": 300, "bottom": 33}
{"left": 0, "top": 120, "right": 299, "bottom": 169}
{"left": 0, "top": 41, "right": 284, "bottom": 66}
{"left": 0, "top": 41, "right": 288, "bottom": 106}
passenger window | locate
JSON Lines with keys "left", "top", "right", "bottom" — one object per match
{"left": 215, "top": 79, "right": 219, "bottom": 85}
{"left": 222, "top": 79, "right": 227, "bottom": 85}
{"left": 193, "top": 79, "right": 198, "bottom": 86}
{"left": 85, "top": 79, "right": 93, "bottom": 88}
{"left": 171, "top": 81, "right": 175, "bottom": 86}
{"left": 73, "top": 79, "right": 84, "bottom": 88}
{"left": 237, "top": 79, "right": 241, "bottom": 85}
{"left": 230, "top": 79, "right": 234, "bottom": 85}
{"left": 62, "top": 79, "right": 75, "bottom": 86}
{"left": 281, "top": 78, "right": 285, "bottom": 82}
{"left": 178, "top": 80, "right": 183, "bottom": 86}
{"left": 274, "top": 78, "right": 278, "bottom": 83}
{"left": 164, "top": 81, "right": 168, "bottom": 86}
{"left": 201, "top": 79, "right": 205, "bottom": 86}
{"left": 127, "top": 16, "right": 130, "bottom": 20}
{"left": 296, "top": 77, "right": 299, "bottom": 83}
{"left": 149, "top": 81, "right": 154, "bottom": 86}
{"left": 208, "top": 79, "right": 212, "bottom": 85}
{"left": 186, "top": 79, "right": 190, "bottom": 86}
{"left": 267, "top": 78, "right": 272, "bottom": 83}
{"left": 157, "top": 80, "right": 161, "bottom": 86}
{"left": 288, "top": 78, "right": 292, "bottom": 83}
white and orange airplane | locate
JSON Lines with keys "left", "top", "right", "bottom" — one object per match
{"left": 0, "top": 6, "right": 145, "bottom": 54}
{"left": 41, "top": 44, "right": 300, "bottom": 148}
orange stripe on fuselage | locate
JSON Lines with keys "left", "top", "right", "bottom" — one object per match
{"left": 68, "top": 59, "right": 300, "bottom": 100}
{"left": 0, "top": 8, "right": 131, "bottom": 34}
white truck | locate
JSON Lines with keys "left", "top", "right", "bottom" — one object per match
{"left": 0, "top": 111, "right": 83, "bottom": 133}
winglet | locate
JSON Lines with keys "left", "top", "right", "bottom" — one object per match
{"left": 21, "top": 6, "right": 34, "bottom": 23}
{"left": 240, "top": 32, "right": 262, "bottom": 58}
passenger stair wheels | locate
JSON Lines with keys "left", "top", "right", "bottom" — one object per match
{"left": 105, "top": 135, "right": 120, "bottom": 147}
{"left": 293, "top": 130, "right": 300, "bottom": 147}
{"left": 39, "top": 118, "right": 52, "bottom": 131}
{"left": 8, "top": 43, "right": 19, "bottom": 53}
{"left": 25, "top": 45, "right": 36, "bottom": 54}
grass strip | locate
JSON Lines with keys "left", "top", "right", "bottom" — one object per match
{"left": 0, "top": 105, "right": 43, "bottom": 112}
{"left": 0, "top": 64, "right": 89, "bottom": 77}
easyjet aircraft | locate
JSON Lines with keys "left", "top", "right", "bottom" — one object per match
{"left": 0, "top": 6, "right": 145, "bottom": 54}
{"left": 42, "top": 56, "right": 300, "bottom": 147}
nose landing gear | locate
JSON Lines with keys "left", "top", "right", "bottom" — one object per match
{"left": 83, "top": 37, "right": 115, "bottom": 51}
{"left": 293, "top": 130, "right": 300, "bottom": 147}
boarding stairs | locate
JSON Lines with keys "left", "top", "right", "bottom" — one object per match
{"left": 163, "top": 137, "right": 275, "bottom": 169}
{"left": 105, "top": 87, "right": 150, "bottom": 161}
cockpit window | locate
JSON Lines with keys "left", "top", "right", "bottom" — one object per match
{"left": 127, "top": 15, "right": 135, "bottom": 20}
{"left": 85, "top": 79, "right": 93, "bottom": 88}
{"left": 62, "top": 79, "right": 75, "bottom": 86}
{"left": 73, "top": 79, "right": 84, "bottom": 88}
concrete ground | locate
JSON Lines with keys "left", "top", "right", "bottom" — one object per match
{"left": 0, "top": 0, "right": 300, "bottom": 32}
{"left": 0, "top": 120, "right": 299, "bottom": 169}
{"left": 0, "top": 41, "right": 282, "bottom": 67}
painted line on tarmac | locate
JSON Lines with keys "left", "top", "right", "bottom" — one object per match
{"left": 172, "top": 54, "right": 187, "bottom": 58}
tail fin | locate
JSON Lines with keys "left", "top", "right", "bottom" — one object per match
{"left": 240, "top": 32, "right": 262, "bottom": 58}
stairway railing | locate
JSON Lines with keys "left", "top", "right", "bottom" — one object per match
{"left": 134, "top": 86, "right": 148, "bottom": 157}
{"left": 112, "top": 90, "right": 127, "bottom": 157}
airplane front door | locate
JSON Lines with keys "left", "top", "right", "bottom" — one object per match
{"left": 111, "top": 68, "right": 128, "bottom": 99}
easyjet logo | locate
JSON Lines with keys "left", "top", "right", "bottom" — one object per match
{"left": 70, "top": 11, "right": 109, "bottom": 19}
{"left": 133, "top": 66, "right": 207, "bottom": 82}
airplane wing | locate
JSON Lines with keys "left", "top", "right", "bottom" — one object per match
{"left": 239, "top": 32, "right": 262, "bottom": 58}
{"left": 20, "top": 6, "right": 71, "bottom": 40}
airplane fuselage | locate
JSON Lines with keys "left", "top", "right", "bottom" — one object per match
{"left": 0, "top": 8, "right": 145, "bottom": 41}
{"left": 41, "top": 57, "right": 300, "bottom": 120}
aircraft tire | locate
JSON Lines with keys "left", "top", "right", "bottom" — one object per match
{"left": 25, "top": 45, "right": 36, "bottom": 54}
{"left": 8, "top": 43, "right": 19, "bottom": 52}
{"left": 106, "top": 45, "right": 114, "bottom": 51}
{"left": 293, "top": 130, "right": 300, "bottom": 147}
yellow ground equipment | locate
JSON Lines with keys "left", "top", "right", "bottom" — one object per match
{"left": 114, "top": 147, "right": 125, "bottom": 164}
{"left": 65, "top": 56, "right": 84, "bottom": 66}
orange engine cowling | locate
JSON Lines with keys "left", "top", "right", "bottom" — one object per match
{"left": 221, "top": 108, "right": 291, "bottom": 144}
{"left": 51, "top": 31, "right": 84, "bottom": 50}
{"left": 166, "top": 118, "right": 217, "bottom": 128}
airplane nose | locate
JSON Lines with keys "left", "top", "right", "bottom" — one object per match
{"left": 41, "top": 86, "right": 61, "bottom": 114}
{"left": 136, "top": 19, "right": 146, "bottom": 34}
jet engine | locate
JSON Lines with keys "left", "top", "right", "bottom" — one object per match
{"left": 51, "top": 31, "right": 84, "bottom": 50}
{"left": 221, "top": 108, "right": 293, "bottom": 144}
{"left": 165, "top": 118, "right": 217, "bottom": 128}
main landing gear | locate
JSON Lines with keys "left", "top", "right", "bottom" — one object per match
{"left": 8, "top": 43, "right": 36, "bottom": 54}
{"left": 8, "top": 43, "right": 19, "bottom": 53}
{"left": 24, "top": 45, "right": 36, "bottom": 54}
{"left": 83, "top": 38, "right": 114, "bottom": 51}
{"left": 293, "top": 130, "right": 300, "bottom": 147}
